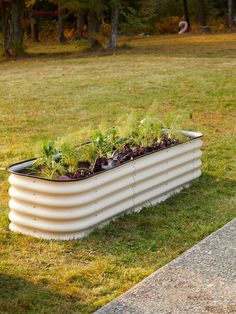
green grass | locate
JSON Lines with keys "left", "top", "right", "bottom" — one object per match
{"left": 0, "top": 33, "right": 236, "bottom": 313}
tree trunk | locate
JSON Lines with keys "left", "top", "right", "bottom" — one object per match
{"left": 199, "top": 0, "right": 209, "bottom": 33}
{"left": 2, "top": 0, "right": 25, "bottom": 57}
{"left": 58, "top": 4, "right": 66, "bottom": 43}
{"left": 182, "top": 0, "right": 190, "bottom": 31}
{"left": 109, "top": 5, "right": 119, "bottom": 48}
{"left": 228, "top": 0, "right": 234, "bottom": 28}
{"left": 2, "top": 3, "right": 12, "bottom": 56}
{"left": 87, "top": 9, "right": 101, "bottom": 49}
{"left": 29, "top": 6, "right": 40, "bottom": 42}
{"left": 75, "top": 12, "right": 86, "bottom": 40}
{"left": 11, "top": 0, "right": 25, "bottom": 56}
{"left": 31, "top": 18, "right": 40, "bottom": 42}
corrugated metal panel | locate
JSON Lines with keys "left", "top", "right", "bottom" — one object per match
{"left": 8, "top": 132, "right": 203, "bottom": 240}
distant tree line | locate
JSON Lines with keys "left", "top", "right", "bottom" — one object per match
{"left": 0, "top": 0, "right": 235, "bottom": 57}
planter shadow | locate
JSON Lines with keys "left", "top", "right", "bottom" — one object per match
{"left": 77, "top": 173, "right": 236, "bottom": 265}
{"left": 0, "top": 273, "right": 79, "bottom": 313}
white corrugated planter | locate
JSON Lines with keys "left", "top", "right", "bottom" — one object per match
{"left": 8, "top": 130, "right": 203, "bottom": 240}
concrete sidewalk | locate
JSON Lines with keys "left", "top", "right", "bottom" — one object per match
{"left": 95, "top": 219, "right": 236, "bottom": 314}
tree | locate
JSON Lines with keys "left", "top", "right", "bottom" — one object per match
{"left": 198, "top": 0, "right": 209, "bottom": 33}
{"left": 28, "top": 2, "right": 40, "bottom": 42}
{"left": 1, "top": 0, "right": 25, "bottom": 57}
{"left": 75, "top": 10, "right": 86, "bottom": 40}
{"left": 228, "top": 0, "right": 234, "bottom": 28}
{"left": 58, "top": 0, "right": 104, "bottom": 48}
{"left": 108, "top": 0, "right": 120, "bottom": 49}
{"left": 58, "top": 3, "right": 66, "bottom": 43}
{"left": 182, "top": 0, "right": 190, "bottom": 31}
{"left": 87, "top": 8, "right": 101, "bottom": 48}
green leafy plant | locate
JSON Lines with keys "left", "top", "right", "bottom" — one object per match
{"left": 30, "top": 141, "right": 66, "bottom": 179}
{"left": 160, "top": 112, "right": 190, "bottom": 142}
{"left": 91, "top": 127, "right": 125, "bottom": 158}
{"left": 61, "top": 145, "right": 83, "bottom": 174}
{"left": 78, "top": 143, "right": 97, "bottom": 165}
{"left": 130, "top": 117, "right": 163, "bottom": 147}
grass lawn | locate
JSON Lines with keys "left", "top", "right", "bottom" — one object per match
{"left": 0, "top": 33, "right": 236, "bottom": 313}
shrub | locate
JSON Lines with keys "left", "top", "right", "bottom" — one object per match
{"left": 208, "top": 17, "right": 226, "bottom": 32}
{"left": 155, "top": 16, "right": 180, "bottom": 35}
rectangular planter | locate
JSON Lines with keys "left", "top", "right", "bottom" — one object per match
{"left": 8, "top": 130, "right": 203, "bottom": 240}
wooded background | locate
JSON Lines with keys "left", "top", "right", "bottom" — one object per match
{"left": 0, "top": 0, "right": 235, "bottom": 57}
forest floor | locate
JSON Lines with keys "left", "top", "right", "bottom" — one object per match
{"left": 0, "top": 33, "right": 236, "bottom": 314}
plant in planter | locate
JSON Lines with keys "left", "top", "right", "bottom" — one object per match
{"left": 8, "top": 115, "right": 203, "bottom": 240}
{"left": 28, "top": 141, "right": 66, "bottom": 179}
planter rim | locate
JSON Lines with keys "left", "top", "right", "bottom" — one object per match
{"left": 8, "top": 130, "right": 203, "bottom": 183}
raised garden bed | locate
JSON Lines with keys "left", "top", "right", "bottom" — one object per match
{"left": 8, "top": 130, "right": 203, "bottom": 240}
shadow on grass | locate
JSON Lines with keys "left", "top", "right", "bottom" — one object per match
{"left": 1, "top": 35, "right": 235, "bottom": 63}
{"left": 0, "top": 273, "right": 78, "bottom": 314}
{"left": 24, "top": 45, "right": 236, "bottom": 60}
{"left": 76, "top": 173, "right": 236, "bottom": 265}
